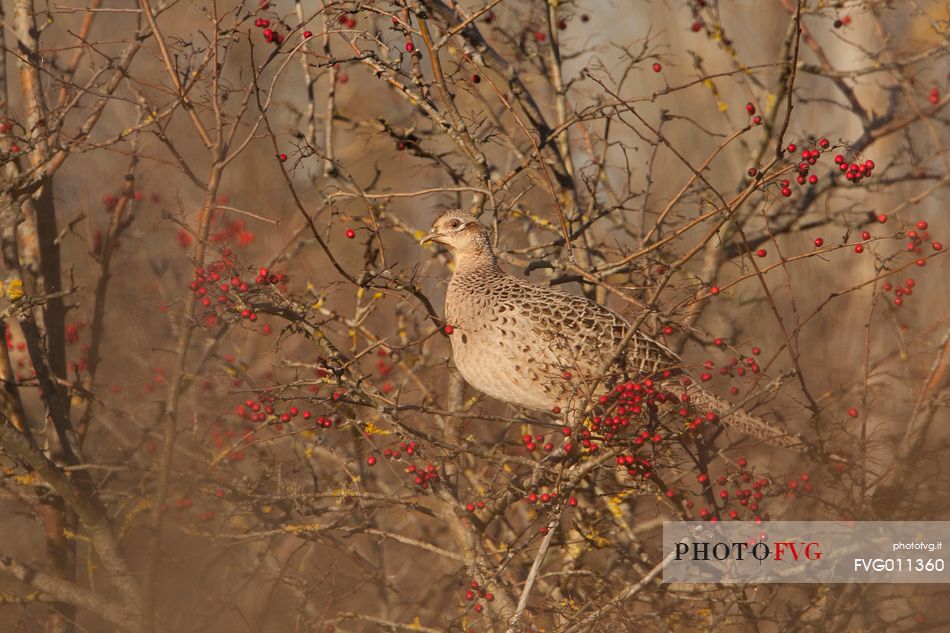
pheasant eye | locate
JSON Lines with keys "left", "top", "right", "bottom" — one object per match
{"left": 448, "top": 220, "right": 461, "bottom": 229}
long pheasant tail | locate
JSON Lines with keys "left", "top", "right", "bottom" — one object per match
{"left": 689, "top": 388, "right": 808, "bottom": 452}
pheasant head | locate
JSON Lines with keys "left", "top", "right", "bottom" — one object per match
{"left": 420, "top": 209, "right": 494, "bottom": 262}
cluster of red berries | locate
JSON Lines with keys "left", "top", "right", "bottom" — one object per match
{"left": 695, "top": 465, "right": 771, "bottom": 520}
{"left": 5, "top": 328, "right": 34, "bottom": 381}
{"left": 372, "top": 348, "right": 399, "bottom": 394}
{"left": 235, "top": 395, "right": 330, "bottom": 431}
{"left": 812, "top": 217, "right": 941, "bottom": 263}
{"left": 101, "top": 189, "right": 148, "bottom": 211}
{"left": 521, "top": 433, "right": 555, "bottom": 453}
{"left": 525, "top": 489, "right": 558, "bottom": 505}
{"left": 834, "top": 153, "right": 875, "bottom": 184}
{"left": 210, "top": 420, "right": 253, "bottom": 449}
{"left": 140, "top": 367, "right": 167, "bottom": 395}
{"left": 188, "top": 262, "right": 287, "bottom": 328}
{"left": 381, "top": 441, "right": 418, "bottom": 461}
{"left": 744, "top": 102, "right": 762, "bottom": 125}
{"left": 254, "top": 266, "right": 286, "bottom": 285}
{"left": 0, "top": 120, "right": 18, "bottom": 153}
{"left": 929, "top": 87, "right": 940, "bottom": 105}
{"left": 786, "top": 472, "right": 814, "bottom": 496}
{"left": 792, "top": 139, "right": 829, "bottom": 181}
{"left": 214, "top": 217, "right": 255, "bottom": 246}
{"left": 883, "top": 277, "right": 917, "bottom": 307}
{"left": 705, "top": 352, "right": 762, "bottom": 382}
{"left": 573, "top": 424, "right": 605, "bottom": 453}
{"left": 905, "top": 220, "right": 942, "bottom": 254}
{"left": 616, "top": 453, "right": 656, "bottom": 480}
{"left": 65, "top": 321, "right": 85, "bottom": 344}
{"left": 464, "top": 500, "right": 487, "bottom": 512}
{"left": 253, "top": 18, "right": 284, "bottom": 45}
{"left": 337, "top": 13, "right": 357, "bottom": 28}
{"left": 597, "top": 377, "right": 678, "bottom": 430}
{"left": 463, "top": 580, "right": 493, "bottom": 617}
{"left": 205, "top": 421, "right": 251, "bottom": 462}
{"left": 761, "top": 139, "right": 831, "bottom": 196}
{"left": 406, "top": 463, "right": 439, "bottom": 489}
{"left": 833, "top": 15, "right": 852, "bottom": 28}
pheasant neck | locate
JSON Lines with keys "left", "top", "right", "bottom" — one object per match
{"left": 453, "top": 233, "right": 503, "bottom": 277}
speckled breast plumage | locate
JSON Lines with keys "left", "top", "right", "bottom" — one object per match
{"left": 444, "top": 260, "right": 679, "bottom": 412}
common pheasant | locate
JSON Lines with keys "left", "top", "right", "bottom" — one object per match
{"left": 421, "top": 209, "right": 804, "bottom": 450}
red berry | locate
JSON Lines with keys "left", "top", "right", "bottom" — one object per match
{"left": 787, "top": 143, "right": 797, "bottom": 152}
{"left": 877, "top": 214, "right": 887, "bottom": 223}
{"left": 752, "top": 115, "right": 762, "bottom": 125}
{"left": 755, "top": 248, "right": 767, "bottom": 258}
{"left": 861, "top": 231, "right": 870, "bottom": 240}
{"left": 691, "top": 21, "right": 702, "bottom": 32}
{"left": 652, "top": 62, "right": 662, "bottom": 72}
{"left": 933, "top": 242, "right": 943, "bottom": 250}
{"left": 916, "top": 220, "right": 928, "bottom": 230}
{"left": 745, "top": 103, "right": 756, "bottom": 115}
{"left": 367, "top": 456, "right": 377, "bottom": 466}
{"left": 747, "top": 167, "right": 758, "bottom": 177}
{"left": 847, "top": 407, "right": 859, "bottom": 418}
{"left": 813, "top": 237, "right": 823, "bottom": 247}
{"left": 854, "top": 244, "right": 864, "bottom": 254}
{"left": 819, "top": 138, "right": 830, "bottom": 149}
{"left": 471, "top": 74, "right": 481, "bottom": 84}
{"left": 277, "top": 153, "right": 287, "bottom": 162}
{"left": 534, "top": 31, "right": 546, "bottom": 42}
{"left": 710, "top": 285, "right": 720, "bottom": 295}
{"left": 345, "top": 228, "right": 356, "bottom": 239}
{"left": 405, "top": 42, "right": 414, "bottom": 52}
{"left": 444, "top": 324, "right": 454, "bottom": 335}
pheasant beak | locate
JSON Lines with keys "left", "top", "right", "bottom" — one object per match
{"left": 420, "top": 231, "right": 442, "bottom": 246}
